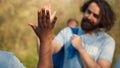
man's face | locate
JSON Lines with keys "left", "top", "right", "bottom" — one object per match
{"left": 81, "top": 2, "right": 101, "bottom": 31}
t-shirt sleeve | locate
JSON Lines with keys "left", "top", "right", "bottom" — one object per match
{"left": 8, "top": 53, "right": 25, "bottom": 68}
{"left": 98, "top": 38, "right": 115, "bottom": 63}
{"left": 114, "top": 55, "right": 120, "bottom": 68}
{"left": 54, "top": 27, "right": 70, "bottom": 46}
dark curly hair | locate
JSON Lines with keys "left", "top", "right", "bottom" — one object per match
{"left": 80, "top": 0, "right": 115, "bottom": 31}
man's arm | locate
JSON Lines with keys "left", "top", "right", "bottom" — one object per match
{"left": 77, "top": 47, "right": 111, "bottom": 68}
{"left": 37, "top": 38, "right": 63, "bottom": 55}
{"left": 52, "top": 39, "right": 63, "bottom": 54}
{"left": 36, "top": 3, "right": 62, "bottom": 56}
{"left": 29, "top": 7, "right": 57, "bottom": 68}
{"left": 72, "top": 35, "right": 113, "bottom": 68}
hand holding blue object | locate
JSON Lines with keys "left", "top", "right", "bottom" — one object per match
{"left": 67, "top": 27, "right": 79, "bottom": 58}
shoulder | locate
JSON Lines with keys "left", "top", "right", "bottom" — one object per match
{"left": 57, "top": 27, "right": 72, "bottom": 37}
{"left": 54, "top": 27, "right": 73, "bottom": 46}
{"left": 98, "top": 30, "right": 115, "bottom": 42}
{"left": 60, "top": 27, "right": 71, "bottom": 32}
{"left": 99, "top": 31, "right": 115, "bottom": 47}
{"left": 60, "top": 27, "right": 79, "bottom": 34}
{"left": 0, "top": 50, "right": 14, "bottom": 58}
{"left": 102, "top": 31, "right": 115, "bottom": 42}
{"left": 0, "top": 50, "right": 25, "bottom": 68}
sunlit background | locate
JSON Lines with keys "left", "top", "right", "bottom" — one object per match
{"left": 0, "top": 0, "right": 120, "bottom": 68}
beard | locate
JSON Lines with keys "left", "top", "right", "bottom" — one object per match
{"left": 81, "top": 18, "right": 100, "bottom": 32}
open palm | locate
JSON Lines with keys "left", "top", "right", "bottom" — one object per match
{"left": 29, "top": 3, "right": 57, "bottom": 41}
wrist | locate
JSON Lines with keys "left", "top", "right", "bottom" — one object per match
{"left": 40, "top": 36, "right": 53, "bottom": 43}
{"left": 78, "top": 47, "right": 85, "bottom": 53}
{"left": 78, "top": 42, "right": 85, "bottom": 51}
{"left": 40, "top": 42, "right": 52, "bottom": 52}
{"left": 39, "top": 40, "right": 52, "bottom": 56}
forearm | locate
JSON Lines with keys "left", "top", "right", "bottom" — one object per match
{"left": 78, "top": 48, "right": 101, "bottom": 68}
{"left": 37, "top": 38, "right": 40, "bottom": 54}
{"left": 30, "top": 4, "right": 57, "bottom": 68}
{"left": 37, "top": 38, "right": 53, "bottom": 68}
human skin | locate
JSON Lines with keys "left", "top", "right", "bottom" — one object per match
{"left": 29, "top": 7, "right": 57, "bottom": 68}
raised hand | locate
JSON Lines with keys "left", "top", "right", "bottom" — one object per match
{"left": 42, "top": 3, "right": 56, "bottom": 22}
{"left": 29, "top": 4, "right": 57, "bottom": 42}
{"left": 29, "top": 3, "right": 57, "bottom": 68}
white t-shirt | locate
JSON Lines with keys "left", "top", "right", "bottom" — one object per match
{"left": 0, "top": 50, "right": 25, "bottom": 68}
{"left": 54, "top": 27, "right": 115, "bottom": 68}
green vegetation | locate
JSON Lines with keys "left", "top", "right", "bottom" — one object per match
{"left": 0, "top": 0, "right": 119, "bottom": 68}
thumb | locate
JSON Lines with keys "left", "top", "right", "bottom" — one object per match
{"left": 28, "top": 23, "right": 37, "bottom": 32}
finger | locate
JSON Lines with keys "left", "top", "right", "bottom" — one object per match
{"left": 71, "top": 39, "right": 75, "bottom": 44}
{"left": 38, "top": 10, "right": 42, "bottom": 27}
{"left": 28, "top": 23, "right": 40, "bottom": 38}
{"left": 72, "top": 34, "right": 79, "bottom": 39}
{"left": 73, "top": 34, "right": 77, "bottom": 37}
{"left": 44, "top": 3, "right": 51, "bottom": 11}
{"left": 43, "top": 9, "right": 47, "bottom": 28}
{"left": 51, "top": 16, "right": 57, "bottom": 28}
{"left": 44, "top": 3, "right": 51, "bottom": 15}
{"left": 51, "top": 11, "right": 56, "bottom": 22}
{"left": 46, "top": 10, "right": 50, "bottom": 27}
{"left": 47, "top": 3, "right": 51, "bottom": 15}
{"left": 73, "top": 34, "right": 80, "bottom": 37}
{"left": 41, "top": 8, "right": 46, "bottom": 29}
{"left": 28, "top": 23, "right": 37, "bottom": 32}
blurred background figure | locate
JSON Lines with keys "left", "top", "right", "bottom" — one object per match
{"left": 0, "top": 51, "right": 25, "bottom": 68}
{"left": 66, "top": 18, "right": 78, "bottom": 28}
